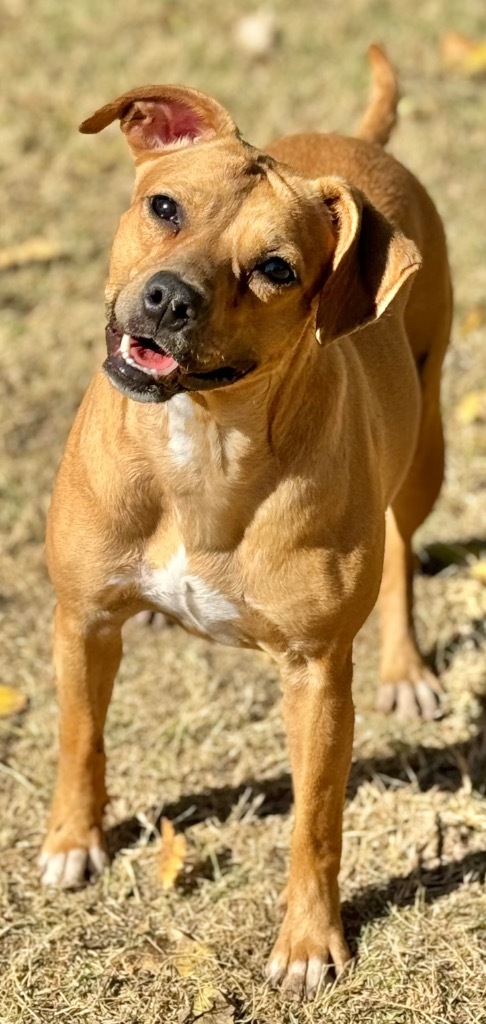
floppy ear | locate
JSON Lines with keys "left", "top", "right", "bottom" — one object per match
{"left": 79, "top": 84, "right": 237, "bottom": 157}
{"left": 316, "top": 178, "right": 421, "bottom": 344}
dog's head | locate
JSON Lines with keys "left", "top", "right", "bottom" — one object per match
{"left": 81, "top": 86, "right": 420, "bottom": 403}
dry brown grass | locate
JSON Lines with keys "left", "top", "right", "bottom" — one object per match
{"left": 1, "top": 1, "right": 485, "bottom": 1021}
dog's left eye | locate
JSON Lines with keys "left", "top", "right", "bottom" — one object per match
{"left": 256, "top": 257, "right": 297, "bottom": 285}
{"left": 150, "top": 194, "right": 180, "bottom": 226}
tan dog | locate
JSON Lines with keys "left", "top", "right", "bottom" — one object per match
{"left": 41, "top": 47, "right": 451, "bottom": 1001}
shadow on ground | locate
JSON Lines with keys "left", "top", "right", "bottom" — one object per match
{"left": 107, "top": 690, "right": 486, "bottom": 854}
{"left": 341, "top": 847, "right": 486, "bottom": 953}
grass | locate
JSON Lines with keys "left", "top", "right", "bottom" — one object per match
{"left": 1, "top": 0, "right": 486, "bottom": 1021}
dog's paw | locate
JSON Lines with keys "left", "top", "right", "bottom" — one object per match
{"left": 377, "top": 667, "right": 443, "bottom": 721}
{"left": 39, "top": 826, "right": 108, "bottom": 889}
{"left": 266, "top": 911, "right": 350, "bottom": 1001}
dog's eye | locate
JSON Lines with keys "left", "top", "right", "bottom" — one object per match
{"left": 150, "top": 195, "right": 180, "bottom": 226}
{"left": 256, "top": 257, "right": 296, "bottom": 285}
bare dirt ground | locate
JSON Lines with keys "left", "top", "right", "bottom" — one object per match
{"left": 1, "top": 1, "right": 485, "bottom": 1022}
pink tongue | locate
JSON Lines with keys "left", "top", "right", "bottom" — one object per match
{"left": 130, "top": 339, "right": 178, "bottom": 375}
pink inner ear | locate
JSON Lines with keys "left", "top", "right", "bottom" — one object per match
{"left": 129, "top": 99, "right": 208, "bottom": 150}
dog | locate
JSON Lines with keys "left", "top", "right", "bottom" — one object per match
{"left": 40, "top": 46, "right": 451, "bottom": 1001}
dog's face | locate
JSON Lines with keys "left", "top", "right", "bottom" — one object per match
{"left": 81, "top": 86, "right": 420, "bottom": 403}
{"left": 104, "top": 140, "right": 335, "bottom": 402}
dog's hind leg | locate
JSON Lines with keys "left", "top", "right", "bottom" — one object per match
{"left": 377, "top": 342, "right": 448, "bottom": 719}
{"left": 39, "top": 603, "right": 122, "bottom": 887}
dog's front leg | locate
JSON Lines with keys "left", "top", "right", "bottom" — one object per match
{"left": 267, "top": 648, "right": 353, "bottom": 1000}
{"left": 39, "top": 603, "right": 122, "bottom": 888}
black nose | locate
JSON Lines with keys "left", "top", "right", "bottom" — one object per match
{"left": 143, "top": 272, "right": 205, "bottom": 330}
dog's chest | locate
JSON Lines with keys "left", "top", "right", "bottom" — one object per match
{"left": 166, "top": 394, "right": 195, "bottom": 468}
{"left": 140, "top": 546, "right": 240, "bottom": 646}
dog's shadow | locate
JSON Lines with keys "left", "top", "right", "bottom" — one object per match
{"left": 106, "top": 694, "right": 486, "bottom": 938}
{"left": 341, "top": 847, "right": 486, "bottom": 952}
{"left": 107, "top": 541, "right": 486, "bottom": 939}
{"left": 108, "top": 688, "right": 486, "bottom": 849}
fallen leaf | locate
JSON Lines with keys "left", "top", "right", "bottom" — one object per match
{"left": 455, "top": 390, "right": 486, "bottom": 426}
{"left": 0, "top": 685, "right": 28, "bottom": 718}
{"left": 440, "top": 31, "right": 477, "bottom": 69}
{"left": 0, "top": 238, "right": 68, "bottom": 270}
{"left": 459, "top": 306, "right": 486, "bottom": 336}
{"left": 180, "top": 1004, "right": 234, "bottom": 1024}
{"left": 158, "top": 817, "right": 187, "bottom": 890}
{"left": 440, "top": 31, "right": 486, "bottom": 76}
{"left": 171, "top": 932, "right": 214, "bottom": 978}
{"left": 115, "top": 945, "right": 164, "bottom": 976}
{"left": 168, "top": 930, "right": 233, "bottom": 1020}
{"left": 193, "top": 983, "right": 219, "bottom": 1015}
{"left": 463, "top": 42, "right": 486, "bottom": 75}
{"left": 469, "top": 560, "right": 486, "bottom": 583}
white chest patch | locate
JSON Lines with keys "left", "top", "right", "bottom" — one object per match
{"left": 140, "top": 546, "right": 240, "bottom": 646}
{"left": 166, "top": 394, "right": 194, "bottom": 468}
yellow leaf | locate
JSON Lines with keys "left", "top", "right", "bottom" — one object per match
{"left": 173, "top": 935, "right": 214, "bottom": 977}
{"left": 193, "top": 983, "right": 217, "bottom": 1015}
{"left": 0, "top": 685, "right": 28, "bottom": 718}
{"left": 455, "top": 390, "right": 486, "bottom": 425}
{"left": 463, "top": 41, "right": 486, "bottom": 75}
{"left": 469, "top": 560, "right": 486, "bottom": 583}
{"left": 158, "top": 817, "right": 187, "bottom": 890}
{"left": 440, "top": 31, "right": 476, "bottom": 67}
{"left": 459, "top": 306, "right": 486, "bottom": 336}
{"left": 168, "top": 930, "right": 233, "bottom": 1021}
{"left": 440, "top": 31, "right": 486, "bottom": 76}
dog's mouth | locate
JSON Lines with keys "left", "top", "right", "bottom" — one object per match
{"left": 118, "top": 330, "right": 180, "bottom": 377}
{"left": 104, "top": 323, "right": 255, "bottom": 403}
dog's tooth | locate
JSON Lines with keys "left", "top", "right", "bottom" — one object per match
{"left": 120, "top": 332, "right": 131, "bottom": 356}
{"left": 124, "top": 352, "right": 159, "bottom": 377}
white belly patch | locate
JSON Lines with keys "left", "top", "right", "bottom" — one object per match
{"left": 140, "top": 546, "right": 240, "bottom": 646}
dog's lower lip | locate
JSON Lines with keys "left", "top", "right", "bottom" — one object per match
{"left": 187, "top": 365, "right": 247, "bottom": 383}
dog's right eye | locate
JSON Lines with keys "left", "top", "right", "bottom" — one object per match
{"left": 150, "top": 195, "right": 180, "bottom": 226}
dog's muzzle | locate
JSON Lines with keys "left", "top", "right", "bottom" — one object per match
{"left": 104, "top": 272, "right": 255, "bottom": 404}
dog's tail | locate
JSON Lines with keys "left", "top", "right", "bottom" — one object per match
{"left": 355, "top": 44, "right": 399, "bottom": 147}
